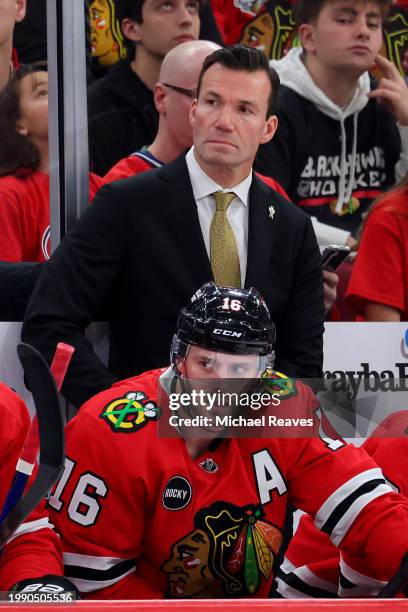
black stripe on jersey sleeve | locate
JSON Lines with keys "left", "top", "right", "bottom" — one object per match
{"left": 339, "top": 570, "right": 357, "bottom": 590}
{"left": 278, "top": 571, "right": 338, "bottom": 599}
{"left": 64, "top": 558, "right": 135, "bottom": 581}
{"left": 320, "top": 478, "right": 385, "bottom": 537}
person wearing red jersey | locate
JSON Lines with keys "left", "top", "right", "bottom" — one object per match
{"left": 345, "top": 174, "right": 408, "bottom": 321}
{"left": 276, "top": 410, "right": 408, "bottom": 598}
{"left": 0, "top": 381, "right": 75, "bottom": 594}
{"left": 0, "top": 63, "right": 102, "bottom": 263}
{"left": 48, "top": 282, "right": 408, "bottom": 599}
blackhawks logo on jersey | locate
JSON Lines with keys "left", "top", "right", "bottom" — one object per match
{"left": 100, "top": 391, "right": 159, "bottom": 433}
{"left": 162, "top": 501, "right": 282, "bottom": 598}
{"left": 260, "top": 369, "right": 297, "bottom": 399}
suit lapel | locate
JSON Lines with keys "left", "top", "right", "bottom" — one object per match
{"left": 245, "top": 176, "right": 277, "bottom": 289}
{"left": 158, "top": 156, "right": 213, "bottom": 286}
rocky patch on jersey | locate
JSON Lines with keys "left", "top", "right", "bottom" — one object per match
{"left": 100, "top": 391, "right": 159, "bottom": 433}
{"left": 162, "top": 501, "right": 282, "bottom": 598}
{"left": 261, "top": 369, "right": 297, "bottom": 399}
{"left": 162, "top": 476, "right": 192, "bottom": 511}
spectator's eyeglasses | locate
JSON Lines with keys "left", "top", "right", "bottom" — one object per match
{"left": 162, "top": 83, "right": 196, "bottom": 99}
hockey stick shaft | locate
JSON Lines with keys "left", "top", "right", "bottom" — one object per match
{"left": 0, "top": 343, "right": 74, "bottom": 523}
{"left": 0, "top": 344, "right": 67, "bottom": 548}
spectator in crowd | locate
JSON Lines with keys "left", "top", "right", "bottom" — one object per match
{"left": 276, "top": 410, "right": 408, "bottom": 597}
{"left": 46, "top": 283, "right": 408, "bottom": 598}
{"left": 0, "top": 63, "right": 102, "bottom": 263}
{"left": 22, "top": 45, "right": 324, "bottom": 409}
{"left": 345, "top": 172, "right": 408, "bottom": 321}
{"left": 89, "top": 0, "right": 223, "bottom": 77}
{"left": 0, "top": 0, "right": 26, "bottom": 91}
{"left": 210, "top": 0, "right": 408, "bottom": 76}
{"left": 104, "top": 39, "right": 222, "bottom": 181}
{"left": 87, "top": 0, "right": 202, "bottom": 175}
{"left": 0, "top": 381, "right": 66, "bottom": 592}
{"left": 254, "top": 0, "right": 408, "bottom": 246}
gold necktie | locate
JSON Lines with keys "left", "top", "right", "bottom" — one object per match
{"left": 210, "top": 191, "right": 241, "bottom": 288}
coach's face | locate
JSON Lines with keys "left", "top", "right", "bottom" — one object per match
{"left": 190, "top": 63, "right": 277, "bottom": 184}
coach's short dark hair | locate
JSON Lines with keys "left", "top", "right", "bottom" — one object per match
{"left": 294, "top": 0, "right": 392, "bottom": 25}
{"left": 196, "top": 45, "right": 280, "bottom": 117}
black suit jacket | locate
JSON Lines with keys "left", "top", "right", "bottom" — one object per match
{"left": 22, "top": 156, "right": 324, "bottom": 407}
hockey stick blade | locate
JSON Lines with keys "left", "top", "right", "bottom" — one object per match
{"left": 0, "top": 344, "right": 65, "bottom": 549}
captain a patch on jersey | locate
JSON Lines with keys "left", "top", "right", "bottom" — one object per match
{"left": 100, "top": 391, "right": 159, "bottom": 433}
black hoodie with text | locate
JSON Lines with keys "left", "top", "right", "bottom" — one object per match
{"left": 255, "top": 48, "right": 408, "bottom": 242}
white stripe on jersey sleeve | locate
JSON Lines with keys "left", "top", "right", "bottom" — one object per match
{"left": 329, "top": 483, "right": 392, "bottom": 546}
{"left": 63, "top": 552, "right": 136, "bottom": 593}
{"left": 276, "top": 577, "right": 312, "bottom": 599}
{"left": 6, "top": 517, "right": 54, "bottom": 544}
{"left": 63, "top": 552, "right": 128, "bottom": 569}
{"left": 314, "top": 468, "right": 392, "bottom": 545}
{"left": 277, "top": 556, "right": 338, "bottom": 598}
{"left": 339, "top": 556, "right": 386, "bottom": 597}
{"left": 295, "top": 565, "right": 338, "bottom": 594}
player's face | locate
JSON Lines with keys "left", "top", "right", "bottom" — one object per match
{"left": 179, "top": 346, "right": 260, "bottom": 380}
{"left": 176, "top": 346, "right": 261, "bottom": 434}
{"left": 300, "top": 0, "right": 383, "bottom": 76}
{"left": 17, "top": 71, "right": 49, "bottom": 143}
{"left": 0, "top": 0, "right": 26, "bottom": 49}
{"left": 190, "top": 64, "right": 277, "bottom": 182}
{"left": 134, "top": 0, "right": 200, "bottom": 59}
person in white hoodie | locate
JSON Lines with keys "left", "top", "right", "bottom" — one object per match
{"left": 254, "top": 0, "right": 408, "bottom": 246}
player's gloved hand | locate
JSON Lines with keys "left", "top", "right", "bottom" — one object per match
{"left": 9, "top": 575, "right": 80, "bottom": 600}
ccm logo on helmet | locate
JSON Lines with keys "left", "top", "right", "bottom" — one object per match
{"left": 213, "top": 329, "right": 243, "bottom": 338}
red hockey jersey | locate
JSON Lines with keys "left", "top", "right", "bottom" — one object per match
{"left": 0, "top": 383, "right": 63, "bottom": 590}
{"left": 278, "top": 411, "right": 408, "bottom": 598}
{"left": 48, "top": 369, "right": 408, "bottom": 599}
{"left": 0, "top": 171, "right": 103, "bottom": 262}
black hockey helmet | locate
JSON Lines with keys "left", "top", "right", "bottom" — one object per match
{"left": 171, "top": 282, "right": 276, "bottom": 366}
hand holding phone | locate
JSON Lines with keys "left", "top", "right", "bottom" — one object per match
{"left": 321, "top": 245, "right": 350, "bottom": 272}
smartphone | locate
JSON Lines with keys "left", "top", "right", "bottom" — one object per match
{"left": 321, "top": 245, "right": 350, "bottom": 272}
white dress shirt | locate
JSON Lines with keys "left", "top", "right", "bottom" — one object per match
{"left": 185, "top": 147, "right": 252, "bottom": 287}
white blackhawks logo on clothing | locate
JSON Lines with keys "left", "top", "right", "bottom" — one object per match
{"left": 297, "top": 146, "right": 386, "bottom": 201}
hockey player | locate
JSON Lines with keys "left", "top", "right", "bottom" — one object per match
{"left": 276, "top": 410, "right": 408, "bottom": 598}
{"left": 0, "top": 381, "right": 76, "bottom": 595}
{"left": 48, "top": 282, "right": 408, "bottom": 599}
